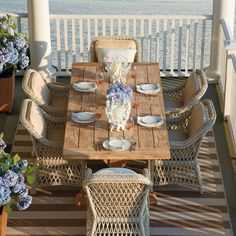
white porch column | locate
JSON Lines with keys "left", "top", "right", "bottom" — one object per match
{"left": 27, "top": 0, "right": 55, "bottom": 75}
{"left": 206, "top": 0, "right": 235, "bottom": 81}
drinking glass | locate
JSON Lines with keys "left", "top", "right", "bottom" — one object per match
{"left": 130, "top": 66, "right": 137, "bottom": 78}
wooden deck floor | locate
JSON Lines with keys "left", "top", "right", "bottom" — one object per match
{"left": 8, "top": 122, "right": 233, "bottom": 236}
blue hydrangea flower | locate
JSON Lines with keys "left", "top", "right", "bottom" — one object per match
{"left": 13, "top": 183, "right": 24, "bottom": 193}
{"left": 4, "top": 170, "right": 18, "bottom": 187}
{"left": 16, "top": 195, "right": 32, "bottom": 210}
{"left": 18, "top": 187, "right": 28, "bottom": 198}
{"left": 18, "top": 174, "right": 25, "bottom": 185}
{"left": 21, "top": 160, "right": 28, "bottom": 168}
{"left": 14, "top": 36, "right": 26, "bottom": 50}
{"left": 13, "top": 163, "right": 20, "bottom": 173}
{"left": 0, "top": 184, "right": 11, "bottom": 205}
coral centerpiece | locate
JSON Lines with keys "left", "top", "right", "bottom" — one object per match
{"left": 105, "top": 83, "right": 133, "bottom": 131}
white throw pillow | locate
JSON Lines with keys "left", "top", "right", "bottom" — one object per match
{"left": 96, "top": 47, "right": 137, "bottom": 63}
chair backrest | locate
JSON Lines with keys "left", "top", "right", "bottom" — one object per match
{"left": 22, "top": 69, "right": 50, "bottom": 105}
{"left": 19, "top": 99, "right": 47, "bottom": 140}
{"left": 182, "top": 69, "right": 208, "bottom": 106}
{"left": 90, "top": 36, "right": 141, "bottom": 62}
{"left": 83, "top": 168, "right": 152, "bottom": 219}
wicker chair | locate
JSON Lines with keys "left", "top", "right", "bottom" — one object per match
{"left": 19, "top": 99, "right": 86, "bottom": 193}
{"left": 164, "top": 69, "right": 208, "bottom": 118}
{"left": 149, "top": 99, "right": 216, "bottom": 193}
{"left": 22, "top": 69, "right": 70, "bottom": 117}
{"left": 90, "top": 36, "right": 141, "bottom": 62}
{"left": 83, "top": 168, "right": 152, "bottom": 236}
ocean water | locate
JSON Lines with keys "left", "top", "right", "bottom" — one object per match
{"left": 1, "top": 0, "right": 212, "bottom": 15}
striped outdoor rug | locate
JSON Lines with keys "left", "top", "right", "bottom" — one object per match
{"left": 8, "top": 122, "right": 233, "bottom": 236}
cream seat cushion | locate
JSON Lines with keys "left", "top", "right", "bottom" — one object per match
{"left": 29, "top": 71, "right": 50, "bottom": 104}
{"left": 26, "top": 101, "right": 47, "bottom": 138}
{"left": 95, "top": 168, "right": 136, "bottom": 175}
{"left": 187, "top": 102, "right": 207, "bottom": 137}
{"left": 182, "top": 73, "right": 200, "bottom": 105}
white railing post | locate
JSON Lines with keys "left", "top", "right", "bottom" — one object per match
{"left": 27, "top": 0, "right": 56, "bottom": 75}
{"left": 206, "top": 0, "right": 235, "bottom": 82}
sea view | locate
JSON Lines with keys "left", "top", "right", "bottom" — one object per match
{"left": 1, "top": 0, "right": 212, "bottom": 15}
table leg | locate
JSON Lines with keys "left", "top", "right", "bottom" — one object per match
{"left": 75, "top": 193, "right": 87, "bottom": 206}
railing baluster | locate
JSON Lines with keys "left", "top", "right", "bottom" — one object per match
{"left": 118, "top": 18, "right": 121, "bottom": 35}
{"left": 110, "top": 18, "right": 114, "bottom": 36}
{"left": 71, "top": 18, "right": 76, "bottom": 62}
{"left": 201, "top": 19, "right": 206, "bottom": 69}
{"left": 95, "top": 18, "right": 98, "bottom": 37}
{"left": 102, "top": 18, "right": 106, "bottom": 36}
{"left": 163, "top": 19, "right": 167, "bottom": 73}
{"left": 148, "top": 19, "right": 152, "bottom": 62}
{"left": 170, "top": 19, "right": 175, "bottom": 74}
{"left": 64, "top": 19, "right": 69, "bottom": 72}
{"left": 56, "top": 19, "right": 61, "bottom": 72}
{"left": 178, "top": 19, "right": 183, "bottom": 73}
{"left": 79, "top": 18, "right": 83, "bottom": 62}
{"left": 185, "top": 19, "right": 190, "bottom": 75}
{"left": 87, "top": 18, "right": 91, "bottom": 60}
{"left": 156, "top": 18, "right": 160, "bottom": 63}
{"left": 192, "top": 20, "right": 198, "bottom": 71}
{"left": 125, "top": 19, "right": 129, "bottom": 35}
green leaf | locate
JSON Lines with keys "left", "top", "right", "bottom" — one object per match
{"left": 0, "top": 133, "right": 3, "bottom": 139}
{"left": 12, "top": 154, "right": 21, "bottom": 164}
{"left": 5, "top": 201, "right": 13, "bottom": 214}
{"left": 26, "top": 174, "right": 35, "bottom": 185}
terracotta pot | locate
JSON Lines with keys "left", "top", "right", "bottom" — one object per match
{"left": 0, "top": 206, "right": 7, "bottom": 236}
{"left": 0, "top": 69, "right": 15, "bottom": 113}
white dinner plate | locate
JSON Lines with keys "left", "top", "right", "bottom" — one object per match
{"left": 136, "top": 83, "right": 160, "bottom": 94}
{"left": 102, "top": 138, "right": 130, "bottom": 152}
{"left": 71, "top": 112, "right": 95, "bottom": 123}
{"left": 137, "top": 115, "right": 164, "bottom": 127}
{"left": 72, "top": 82, "right": 97, "bottom": 92}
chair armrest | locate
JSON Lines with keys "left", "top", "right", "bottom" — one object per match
{"left": 43, "top": 112, "right": 66, "bottom": 128}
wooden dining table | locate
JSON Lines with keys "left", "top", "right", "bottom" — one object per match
{"left": 63, "top": 62, "right": 170, "bottom": 163}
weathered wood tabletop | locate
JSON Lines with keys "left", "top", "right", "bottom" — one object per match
{"left": 63, "top": 62, "right": 170, "bottom": 160}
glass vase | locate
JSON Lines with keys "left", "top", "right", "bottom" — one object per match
{"left": 105, "top": 100, "right": 131, "bottom": 131}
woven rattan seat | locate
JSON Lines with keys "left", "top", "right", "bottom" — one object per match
{"left": 90, "top": 36, "right": 141, "bottom": 62}
{"left": 19, "top": 99, "right": 86, "bottom": 194}
{"left": 149, "top": 99, "right": 216, "bottom": 193}
{"left": 83, "top": 168, "right": 152, "bottom": 236}
{"left": 22, "top": 69, "right": 69, "bottom": 117}
{"left": 164, "top": 69, "right": 208, "bottom": 118}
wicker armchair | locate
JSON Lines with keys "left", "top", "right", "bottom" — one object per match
{"left": 22, "top": 69, "right": 70, "bottom": 117}
{"left": 19, "top": 99, "right": 86, "bottom": 193}
{"left": 83, "top": 168, "right": 152, "bottom": 236}
{"left": 164, "top": 69, "right": 208, "bottom": 118}
{"left": 149, "top": 99, "right": 216, "bottom": 193}
{"left": 90, "top": 36, "right": 141, "bottom": 62}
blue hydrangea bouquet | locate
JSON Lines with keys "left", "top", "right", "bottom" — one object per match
{"left": 0, "top": 133, "right": 36, "bottom": 213}
{"left": 0, "top": 14, "right": 29, "bottom": 77}
{"left": 106, "top": 83, "right": 133, "bottom": 131}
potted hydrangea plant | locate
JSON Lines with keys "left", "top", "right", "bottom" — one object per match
{"left": 0, "top": 133, "right": 35, "bottom": 236}
{"left": 105, "top": 83, "right": 133, "bottom": 131}
{"left": 0, "top": 14, "right": 30, "bottom": 113}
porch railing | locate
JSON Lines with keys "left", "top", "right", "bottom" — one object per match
{"left": 219, "top": 19, "right": 236, "bottom": 154}
{"left": 14, "top": 13, "right": 212, "bottom": 76}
